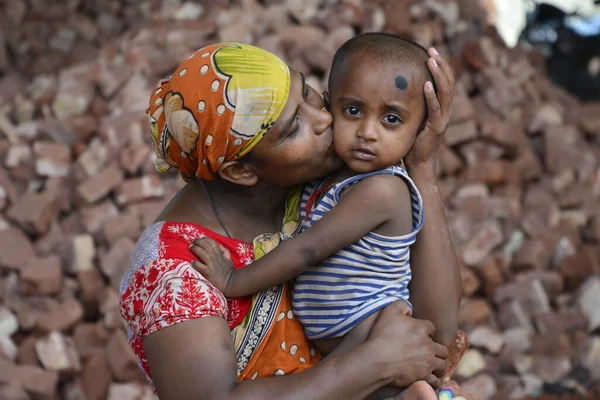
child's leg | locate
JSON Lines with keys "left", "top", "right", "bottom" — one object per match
{"left": 320, "top": 301, "right": 422, "bottom": 399}
{"left": 316, "top": 310, "right": 382, "bottom": 356}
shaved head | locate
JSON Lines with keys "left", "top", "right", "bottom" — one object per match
{"left": 328, "top": 33, "right": 435, "bottom": 96}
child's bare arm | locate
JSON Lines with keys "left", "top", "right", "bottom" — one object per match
{"left": 190, "top": 174, "right": 412, "bottom": 298}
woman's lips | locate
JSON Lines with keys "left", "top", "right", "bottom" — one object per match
{"left": 350, "top": 148, "right": 376, "bottom": 161}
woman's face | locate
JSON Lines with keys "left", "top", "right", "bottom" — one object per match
{"left": 247, "top": 69, "right": 342, "bottom": 187}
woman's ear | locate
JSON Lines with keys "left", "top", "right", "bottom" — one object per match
{"left": 323, "top": 91, "right": 331, "bottom": 111}
{"left": 217, "top": 160, "right": 259, "bottom": 187}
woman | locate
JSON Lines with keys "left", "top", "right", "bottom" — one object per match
{"left": 120, "top": 42, "right": 462, "bottom": 399}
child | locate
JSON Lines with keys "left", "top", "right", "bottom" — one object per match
{"left": 192, "top": 33, "right": 435, "bottom": 355}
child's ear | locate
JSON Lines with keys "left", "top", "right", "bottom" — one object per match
{"left": 322, "top": 91, "right": 331, "bottom": 111}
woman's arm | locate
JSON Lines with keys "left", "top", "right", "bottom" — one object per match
{"left": 404, "top": 49, "right": 462, "bottom": 346}
{"left": 144, "top": 302, "right": 448, "bottom": 400}
{"left": 191, "top": 175, "right": 412, "bottom": 297}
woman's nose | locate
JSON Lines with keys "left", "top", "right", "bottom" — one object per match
{"left": 313, "top": 106, "right": 333, "bottom": 136}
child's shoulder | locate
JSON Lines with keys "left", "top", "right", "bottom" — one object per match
{"left": 339, "top": 168, "right": 412, "bottom": 209}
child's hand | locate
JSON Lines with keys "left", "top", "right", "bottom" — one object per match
{"left": 189, "top": 237, "right": 235, "bottom": 296}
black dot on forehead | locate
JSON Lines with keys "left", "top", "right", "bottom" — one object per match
{"left": 395, "top": 75, "right": 408, "bottom": 90}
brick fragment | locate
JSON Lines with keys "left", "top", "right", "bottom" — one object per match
{"left": 0, "top": 228, "right": 35, "bottom": 271}
{"left": 534, "top": 311, "right": 588, "bottom": 335}
{"left": 83, "top": 353, "right": 112, "bottom": 400}
{"left": 120, "top": 145, "right": 151, "bottom": 174}
{"left": 468, "top": 325, "right": 504, "bottom": 354}
{"left": 106, "top": 382, "right": 155, "bottom": 400}
{"left": 36, "top": 298, "right": 83, "bottom": 333}
{"left": 33, "top": 142, "right": 71, "bottom": 177}
{"left": 99, "top": 238, "right": 136, "bottom": 289}
{"left": 17, "top": 336, "right": 39, "bottom": 367}
{"left": 0, "top": 384, "right": 29, "bottom": 400}
{"left": 460, "top": 264, "right": 480, "bottom": 296}
{"left": 445, "top": 120, "right": 478, "bottom": 146}
{"left": 35, "top": 331, "right": 82, "bottom": 375}
{"left": 80, "top": 201, "right": 119, "bottom": 233}
{"left": 512, "top": 240, "right": 552, "bottom": 271}
{"left": 19, "top": 256, "right": 63, "bottom": 295}
{"left": 7, "top": 183, "right": 64, "bottom": 234}
{"left": 577, "top": 276, "right": 600, "bottom": 333}
{"left": 77, "top": 138, "right": 108, "bottom": 177}
{"left": 63, "top": 234, "right": 96, "bottom": 274}
{"left": 458, "top": 298, "right": 492, "bottom": 327}
{"left": 77, "top": 163, "right": 123, "bottom": 204}
{"left": 461, "top": 220, "right": 503, "bottom": 266}
{"left": 0, "top": 360, "right": 58, "bottom": 400}
{"left": 106, "top": 330, "right": 146, "bottom": 382}
{"left": 116, "top": 175, "right": 164, "bottom": 205}
{"left": 77, "top": 269, "right": 105, "bottom": 312}
{"left": 102, "top": 213, "right": 141, "bottom": 246}
{"left": 73, "top": 323, "right": 109, "bottom": 360}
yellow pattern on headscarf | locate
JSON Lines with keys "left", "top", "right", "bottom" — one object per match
{"left": 147, "top": 43, "right": 290, "bottom": 180}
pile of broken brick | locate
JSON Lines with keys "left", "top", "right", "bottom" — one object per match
{"left": 0, "top": 0, "right": 598, "bottom": 399}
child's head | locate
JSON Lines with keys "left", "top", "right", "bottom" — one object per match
{"left": 326, "top": 33, "right": 434, "bottom": 173}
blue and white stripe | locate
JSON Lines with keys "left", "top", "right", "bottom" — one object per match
{"left": 292, "top": 166, "right": 424, "bottom": 340}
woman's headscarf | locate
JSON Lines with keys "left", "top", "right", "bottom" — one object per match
{"left": 147, "top": 43, "right": 291, "bottom": 180}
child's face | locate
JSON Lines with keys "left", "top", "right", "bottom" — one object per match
{"left": 329, "top": 58, "right": 426, "bottom": 173}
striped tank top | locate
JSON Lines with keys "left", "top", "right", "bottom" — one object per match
{"left": 291, "top": 166, "right": 424, "bottom": 340}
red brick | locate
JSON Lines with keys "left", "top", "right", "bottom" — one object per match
{"left": 534, "top": 311, "right": 588, "bottom": 334}
{"left": 19, "top": 256, "right": 63, "bottom": 296}
{"left": 512, "top": 240, "right": 552, "bottom": 271}
{"left": 77, "top": 268, "right": 105, "bottom": 312}
{"left": 35, "top": 331, "right": 82, "bottom": 375}
{"left": 464, "top": 159, "right": 512, "bottom": 185}
{"left": 458, "top": 298, "right": 493, "bottom": 328}
{"left": 460, "top": 264, "right": 480, "bottom": 296}
{"left": 438, "top": 143, "right": 464, "bottom": 176}
{"left": 77, "top": 163, "right": 123, "bottom": 204}
{"left": 116, "top": 175, "right": 164, "bottom": 205}
{"left": 17, "top": 336, "right": 40, "bottom": 367}
{"left": 33, "top": 141, "right": 71, "bottom": 178}
{"left": 73, "top": 323, "right": 110, "bottom": 360}
{"left": 79, "top": 201, "right": 119, "bottom": 234}
{"left": 0, "top": 360, "right": 58, "bottom": 400}
{"left": 102, "top": 213, "right": 141, "bottom": 246}
{"left": 7, "top": 184, "right": 64, "bottom": 234}
{"left": 560, "top": 247, "right": 600, "bottom": 290}
{"left": 445, "top": 120, "right": 478, "bottom": 146}
{"left": 77, "top": 138, "right": 108, "bottom": 177}
{"left": 119, "top": 145, "right": 150, "bottom": 175}
{"left": 99, "top": 238, "right": 136, "bottom": 289}
{"left": 0, "top": 228, "right": 35, "bottom": 270}
{"left": 493, "top": 278, "right": 551, "bottom": 315}
{"left": 36, "top": 298, "right": 84, "bottom": 333}
{"left": 105, "top": 330, "right": 146, "bottom": 382}
{"left": 82, "top": 353, "right": 112, "bottom": 400}
{"left": 461, "top": 219, "right": 504, "bottom": 266}
{"left": 475, "top": 258, "right": 505, "bottom": 296}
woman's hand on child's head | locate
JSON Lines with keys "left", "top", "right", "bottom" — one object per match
{"left": 404, "top": 47, "right": 455, "bottom": 175}
{"left": 189, "top": 237, "right": 235, "bottom": 296}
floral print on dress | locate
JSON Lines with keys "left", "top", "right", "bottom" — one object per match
{"left": 120, "top": 221, "right": 254, "bottom": 386}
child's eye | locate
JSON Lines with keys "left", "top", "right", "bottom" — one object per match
{"left": 343, "top": 106, "right": 361, "bottom": 117}
{"left": 383, "top": 114, "right": 402, "bottom": 125}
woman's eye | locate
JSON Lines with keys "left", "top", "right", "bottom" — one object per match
{"left": 384, "top": 115, "right": 402, "bottom": 124}
{"left": 288, "top": 116, "right": 300, "bottom": 137}
{"left": 344, "top": 107, "right": 361, "bottom": 117}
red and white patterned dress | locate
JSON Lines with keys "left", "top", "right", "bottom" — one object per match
{"left": 119, "top": 221, "right": 254, "bottom": 384}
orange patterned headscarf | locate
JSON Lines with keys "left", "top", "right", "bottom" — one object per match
{"left": 147, "top": 43, "right": 291, "bottom": 180}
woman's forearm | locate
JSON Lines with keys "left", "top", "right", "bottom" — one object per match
{"left": 228, "top": 342, "right": 391, "bottom": 400}
{"left": 406, "top": 163, "right": 461, "bottom": 345}
{"left": 147, "top": 317, "right": 392, "bottom": 400}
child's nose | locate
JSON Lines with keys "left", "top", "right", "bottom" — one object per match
{"left": 357, "top": 121, "right": 377, "bottom": 141}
